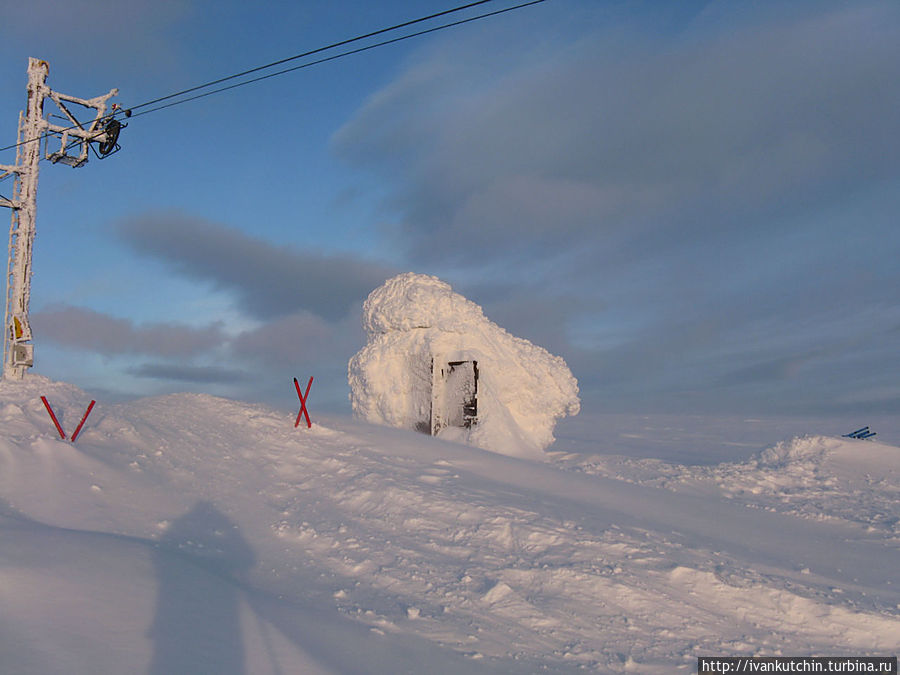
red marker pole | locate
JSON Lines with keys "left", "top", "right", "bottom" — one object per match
{"left": 294, "top": 376, "right": 313, "bottom": 428}
{"left": 40, "top": 396, "right": 67, "bottom": 440}
{"left": 70, "top": 400, "right": 96, "bottom": 442}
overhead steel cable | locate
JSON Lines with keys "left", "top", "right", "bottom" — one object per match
{"left": 127, "top": 0, "right": 498, "bottom": 115}
{"left": 0, "top": 0, "right": 545, "bottom": 157}
{"left": 127, "top": 0, "right": 547, "bottom": 120}
{"left": 4, "top": 1, "right": 499, "bottom": 156}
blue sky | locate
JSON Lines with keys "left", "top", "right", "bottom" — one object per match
{"left": 1, "top": 0, "right": 898, "bottom": 417}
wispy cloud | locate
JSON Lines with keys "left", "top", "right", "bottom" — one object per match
{"left": 334, "top": 2, "right": 900, "bottom": 264}
{"left": 229, "top": 310, "right": 362, "bottom": 368}
{"left": 0, "top": 0, "right": 191, "bottom": 75}
{"left": 33, "top": 298, "right": 364, "bottom": 410}
{"left": 128, "top": 362, "right": 248, "bottom": 384}
{"left": 116, "top": 212, "right": 396, "bottom": 321}
{"left": 332, "top": 1, "right": 900, "bottom": 415}
{"left": 33, "top": 305, "right": 227, "bottom": 358}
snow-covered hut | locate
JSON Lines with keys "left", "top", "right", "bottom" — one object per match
{"left": 348, "top": 273, "right": 580, "bottom": 459}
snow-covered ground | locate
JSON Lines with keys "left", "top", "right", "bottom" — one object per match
{"left": 2, "top": 375, "right": 898, "bottom": 673}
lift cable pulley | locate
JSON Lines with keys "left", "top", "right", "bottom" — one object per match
{"left": 94, "top": 107, "right": 131, "bottom": 158}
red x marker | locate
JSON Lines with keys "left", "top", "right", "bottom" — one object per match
{"left": 293, "top": 376, "right": 313, "bottom": 428}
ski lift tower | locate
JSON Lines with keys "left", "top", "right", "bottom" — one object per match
{"left": 0, "top": 58, "right": 122, "bottom": 380}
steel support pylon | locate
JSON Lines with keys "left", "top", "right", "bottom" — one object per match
{"left": 1, "top": 58, "right": 120, "bottom": 380}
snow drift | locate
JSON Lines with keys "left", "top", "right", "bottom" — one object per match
{"left": 2, "top": 375, "right": 900, "bottom": 674}
{"left": 348, "top": 273, "right": 580, "bottom": 458}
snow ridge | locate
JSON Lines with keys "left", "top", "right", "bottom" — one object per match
{"left": 2, "top": 376, "right": 899, "bottom": 674}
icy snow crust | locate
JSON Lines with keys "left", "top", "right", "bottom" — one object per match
{"left": 2, "top": 375, "right": 900, "bottom": 674}
{"left": 348, "top": 273, "right": 580, "bottom": 458}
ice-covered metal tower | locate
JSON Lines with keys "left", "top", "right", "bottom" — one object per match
{"left": 1, "top": 58, "right": 120, "bottom": 380}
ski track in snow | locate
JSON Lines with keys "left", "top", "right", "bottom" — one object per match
{"left": 1, "top": 376, "right": 899, "bottom": 674}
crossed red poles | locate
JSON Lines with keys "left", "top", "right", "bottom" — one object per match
{"left": 293, "top": 376, "right": 313, "bottom": 429}
{"left": 40, "top": 380, "right": 312, "bottom": 439}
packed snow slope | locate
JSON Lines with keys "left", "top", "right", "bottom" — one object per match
{"left": 349, "top": 273, "right": 580, "bottom": 458}
{"left": 1, "top": 375, "right": 899, "bottom": 674}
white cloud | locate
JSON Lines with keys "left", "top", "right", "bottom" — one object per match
{"left": 332, "top": 1, "right": 900, "bottom": 415}
{"left": 0, "top": 0, "right": 192, "bottom": 74}
{"left": 334, "top": 2, "right": 900, "bottom": 264}
{"left": 33, "top": 304, "right": 226, "bottom": 358}
{"left": 116, "top": 212, "right": 396, "bottom": 321}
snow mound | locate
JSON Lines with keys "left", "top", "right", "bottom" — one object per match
{"left": 570, "top": 433, "right": 900, "bottom": 538}
{"left": 348, "top": 273, "right": 580, "bottom": 458}
{"left": 757, "top": 435, "right": 900, "bottom": 495}
{"left": 758, "top": 435, "right": 838, "bottom": 466}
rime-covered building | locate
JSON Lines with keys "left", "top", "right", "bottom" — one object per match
{"left": 348, "top": 273, "right": 580, "bottom": 459}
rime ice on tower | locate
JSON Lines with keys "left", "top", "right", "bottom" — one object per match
{"left": 348, "top": 273, "right": 580, "bottom": 459}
